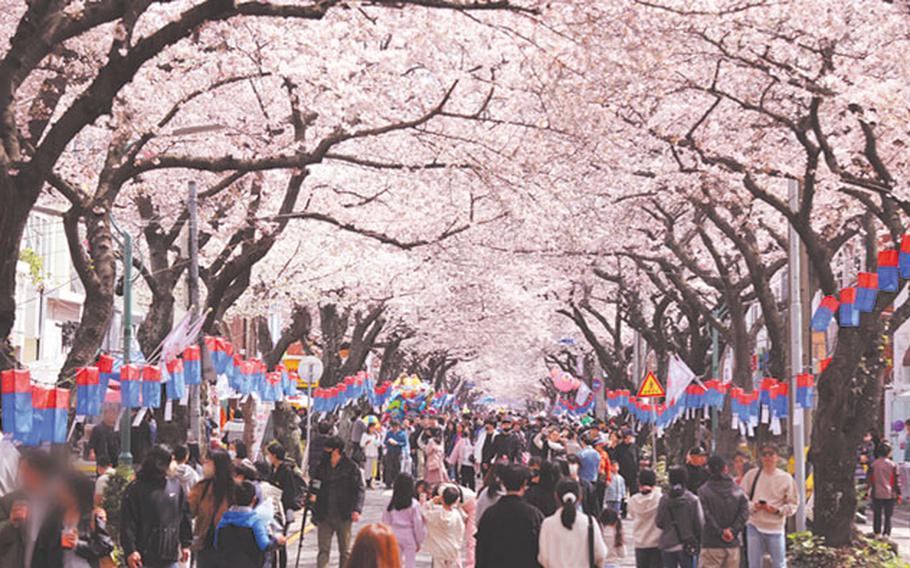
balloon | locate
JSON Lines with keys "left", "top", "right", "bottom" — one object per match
{"left": 893, "top": 419, "right": 906, "bottom": 433}
{"left": 553, "top": 372, "right": 580, "bottom": 392}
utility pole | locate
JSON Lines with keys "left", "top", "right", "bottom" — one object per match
{"left": 788, "top": 178, "right": 807, "bottom": 531}
{"left": 111, "top": 217, "right": 133, "bottom": 467}
{"left": 187, "top": 181, "right": 201, "bottom": 445}
{"left": 710, "top": 324, "right": 719, "bottom": 454}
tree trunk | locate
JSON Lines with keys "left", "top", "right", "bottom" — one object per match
{"left": 59, "top": 207, "right": 117, "bottom": 385}
{"left": 810, "top": 317, "right": 886, "bottom": 546}
{"left": 271, "top": 401, "right": 302, "bottom": 465}
{"left": 137, "top": 290, "right": 175, "bottom": 359}
{"left": 0, "top": 180, "right": 36, "bottom": 371}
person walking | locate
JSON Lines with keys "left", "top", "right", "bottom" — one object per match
{"left": 188, "top": 449, "right": 235, "bottom": 567}
{"left": 576, "top": 433, "right": 601, "bottom": 515}
{"left": 383, "top": 421, "right": 407, "bottom": 489}
{"left": 380, "top": 474, "right": 426, "bottom": 568}
{"left": 360, "top": 423, "right": 382, "bottom": 489}
{"left": 615, "top": 429, "right": 640, "bottom": 495}
{"left": 313, "top": 436, "right": 366, "bottom": 568}
{"left": 739, "top": 444, "right": 797, "bottom": 568}
{"left": 602, "top": 461, "right": 627, "bottom": 515}
{"left": 448, "top": 424, "right": 476, "bottom": 491}
{"left": 697, "top": 456, "right": 749, "bottom": 568}
{"left": 421, "top": 486, "right": 467, "bottom": 568}
{"left": 656, "top": 467, "right": 704, "bottom": 568}
{"left": 537, "top": 478, "right": 608, "bottom": 568}
{"left": 424, "top": 432, "right": 449, "bottom": 485}
{"left": 601, "top": 508, "right": 627, "bottom": 568}
{"left": 868, "top": 442, "right": 901, "bottom": 537}
{"left": 685, "top": 447, "right": 709, "bottom": 494}
{"left": 628, "top": 469, "right": 663, "bottom": 568}
{"left": 475, "top": 464, "right": 545, "bottom": 568}
{"left": 88, "top": 407, "right": 120, "bottom": 468}
{"left": 173, "top": 445, "right": 201, "bottom": 496}
{"left": 120, "top": 446, "right": 193, "bottom": 568}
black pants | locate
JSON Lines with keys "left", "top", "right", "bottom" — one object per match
{"left": 459, "top": 465, "right": 476, "bottom": 491}
{"left": 635, "top": 547, "right": 662, "bottom": 568}
{"left": 873, "top": 498, "right": 896, "bottom": 535}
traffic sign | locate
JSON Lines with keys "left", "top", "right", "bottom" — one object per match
{"left": 637, "top": 371, "right": 665, "bottom": 398}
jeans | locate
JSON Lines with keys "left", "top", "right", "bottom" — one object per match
{"left": 745, "top": 525, "right": 786, "bottom": 568}
{"left": 605, "top": 500, "right": 622, "bottom": 513}
{"left": 317, "top": 515, "right": 353, "bottom": 568}
{"left": 661, "top": 549, "right": 697, "bottom": 568}
{"left": 873, "top": 498, "right": 896, "bottom": 535}
{"left": 459, "top": 465, "right": 476, "bottom": 491}
{"left": 635, "top": 547, "right": 663, "bottom": 568}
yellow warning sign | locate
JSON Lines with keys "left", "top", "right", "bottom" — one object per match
{"left": 637, "top": 371, "right": 666, "bottom": 398}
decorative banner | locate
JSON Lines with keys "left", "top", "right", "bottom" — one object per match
{"left": 1, "top": 369, "right": 32, "bottom": 439}
{"left": 900, "top": 235, "right": 910, "bottom": 278}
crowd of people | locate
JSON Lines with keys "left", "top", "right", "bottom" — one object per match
{"left": 306, "top": 410, "right": 803, "bottom": 568}
{"left": 1, "top": 406, "right": 901, "bottom": 568}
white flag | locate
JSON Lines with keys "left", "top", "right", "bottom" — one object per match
{"left": 575, "top": 381, "right": 592, "bottom": 406}
{"left": 666, "top": 354, "right": 697, "bottom": 404}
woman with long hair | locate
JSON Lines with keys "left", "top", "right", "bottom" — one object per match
{"left": 345, "top": 523, "right": 402, "bottom": 568}
{"left": 600, "top": 507, "right": 626, "bottom": 568}
{"left": 537, "top": 478, "right": 607, "bottom": 568}
{"left": 474, "top": 464, "right": 504, "bottom": 527}
{"left": 188, "top": 449, "right": 236, "bottom": 567}
{"left": 380, "top": 474, "right": 426, "bottom": 568}
{"left": 448, "top": 423, "right": 476, "bottom": 491}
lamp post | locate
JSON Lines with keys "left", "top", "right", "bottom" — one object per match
{"left": 111, "top": 216, "right": 133, "bottom": 467}
{"left": 299, "top": 355, "right": 324, "bottom": 474}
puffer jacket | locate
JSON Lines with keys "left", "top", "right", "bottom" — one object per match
{"left": 656, "top": 484, "right": 704, "bottom": 551}
{"left": 698, "top": 474, "right": 749, "bottom": 548}
{"left": 120, "top": 476, "right": 193, "bottom": 566}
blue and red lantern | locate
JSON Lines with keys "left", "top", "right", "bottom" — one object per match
{"left": 52, "top": 388, "right": 69, "bottom": 444}
{"left": 142, "top": 365, "right": 162, "bottom": 409}
{"left": 184, "top": 345, "right": 201, "bottom": 385}
{"left": 856, "top": 272, "right": 878, "bottom": 313}
{"left": 796, "top": 373, "right": 815, "bottom": 409}
{"left": 75, "top": 366, "right": 100, "bottom": 416}
{"left": 120, "top": 364, "right": 141, "bottom": 408}
{"left": 900, "top": 235, "right": 910, "bottom": 278}
{"left": 810, "top": 296, "right": 840, "bottom": 332}
{"left": 879, "top": 250, "right": 900, "bottom": 292}
{"left": 1, "top": 369, "right": 32, "bottom": 438}
{"left": 839, "top": 287, "right": 860, "bottom": 327}
{"left": 166, "top": 359, "right": 186, "bottom": 400}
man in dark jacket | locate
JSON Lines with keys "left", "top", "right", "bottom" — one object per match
{"left": 697, "top": 456, "right": 749, "bottom": 568}
{"left": 476, "top": 464, "right": 544, "bottom": 568}
{"left": 685, "top": 446, "right": 710, "bottom": 494}
{"left": 89, "top": 407, "right": 121, "bottom": 467}
{"left": 120, "top": 445, "right": 192, "bottom": 568}
{"left": 656, "top": 467, "right": 704, "bottom": 568}
{"left": 614, "top": 429, "right": 640, "bottom": 495}
{"left": 479, "top": 419, "right": 498, "bottom": 474}
{"left": 491, "top": 416, "right": 523, "bottom": 463}
{"left": 312, "top": 436, "right": 365, "bottom": 568}
{"left": 307, "top": 422, "right": 332, "bottom": 478}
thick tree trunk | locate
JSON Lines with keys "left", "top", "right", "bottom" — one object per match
{"left": 137, "top": 290, "right": 175, "bottom": 358}
{"left": 59, "top": 208, "right": 117, "bottom": 385}
{"left": 271, "top": 402, "right": 302, "bottom": 465}
{"left": 810, "top": 305, "right": 889, "bottom": 545}
{"left": 0, "top": 179, "right": 37, "bottom": 371}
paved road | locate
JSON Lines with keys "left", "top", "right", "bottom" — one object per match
{"left": 285, "top": 485, "right": 637, "bottom": 568}
{"left": 286, "top": 486, "right": 435, "bottom": 568}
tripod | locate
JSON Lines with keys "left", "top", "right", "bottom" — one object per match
{"left": 294, "top": 479, "right": 321, "bottom": 568}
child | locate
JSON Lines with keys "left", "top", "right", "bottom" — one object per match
{"left": 361, "top": 423, "right": 382, "bottom": 488}
{"left": 422, "top": 486, "right": 466, "bottom": 568}
{"left": 600, "top": 508, "right": 627, "bottom": 568}
{"left": 215, "top": 480, "right": 287, "bottom": 568}
{"left": 602, "top": 461, "right": 626, "bottom": 514}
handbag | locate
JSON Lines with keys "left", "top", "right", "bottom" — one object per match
{"left": 668, "top": 499, "right": 700, "bottom": 557}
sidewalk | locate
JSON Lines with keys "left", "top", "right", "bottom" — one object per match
{"left": 856, "top": 502, "right": 910, "bottom": 561}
